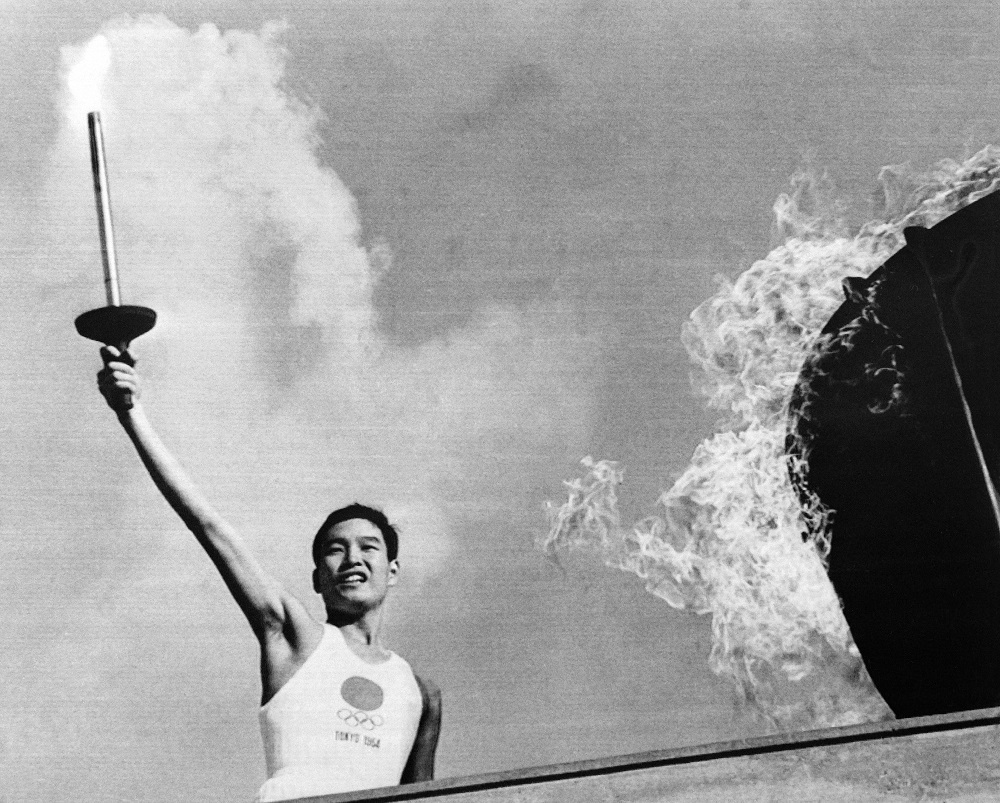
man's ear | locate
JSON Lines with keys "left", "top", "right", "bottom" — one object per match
{"left": 312, "top": 567, "right": 321, "bottom": 594}
{"left": 387, "top": 558, "right": 400, "bottom": 587}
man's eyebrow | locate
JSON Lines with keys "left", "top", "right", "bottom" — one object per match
{"left": 323, "top": 534, "right": 383, "bottom": 545}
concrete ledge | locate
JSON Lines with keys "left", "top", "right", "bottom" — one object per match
{"left": 289, "top": 706, "right": 1000, "bottom": 802}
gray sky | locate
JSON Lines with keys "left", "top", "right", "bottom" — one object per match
{"left": 3, "top": 1, "right": 1000, "bottom": 801}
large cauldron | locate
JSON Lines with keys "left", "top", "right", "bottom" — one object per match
{"left": 788, "top": 190, "right": 1000, "bottom": 718}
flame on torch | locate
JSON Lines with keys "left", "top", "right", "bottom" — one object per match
{"left": 67, "top": 35, "right": 110, "bottom": 125}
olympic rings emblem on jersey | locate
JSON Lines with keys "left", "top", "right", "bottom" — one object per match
{"left": 338, "top": 708, "right": 385, "bottom": 730}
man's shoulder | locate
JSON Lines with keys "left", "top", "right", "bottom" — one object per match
{"left": 412, "top": 672, "right": 442, "bottom": 711}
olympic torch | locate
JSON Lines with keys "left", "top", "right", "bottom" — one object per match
{"left": 74, "top": 110, "right": 156, "bottom": 364}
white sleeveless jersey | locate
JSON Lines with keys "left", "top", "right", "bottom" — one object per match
{"left": 255, "top": 625, "right": 423, "bottom": 802}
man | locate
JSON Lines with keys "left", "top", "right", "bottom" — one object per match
{"left": 96, "top": 346, "right": 442, "bottom": 802}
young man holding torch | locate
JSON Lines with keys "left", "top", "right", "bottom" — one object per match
{"left": 96, "top": 346, "right": 442, "bottom": 802}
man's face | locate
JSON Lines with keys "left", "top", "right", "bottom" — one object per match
{"left": 312, "top": 518, "right": 399, "bottom": 615}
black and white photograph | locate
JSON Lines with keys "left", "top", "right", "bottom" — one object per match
{"left": 4, "top": 2, "right": 1000, "bottom": 801}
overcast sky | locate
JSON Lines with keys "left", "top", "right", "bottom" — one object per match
{"left": 3, "top": 2, "right": 1000, "bottom": 801}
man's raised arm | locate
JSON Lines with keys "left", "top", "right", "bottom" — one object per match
{"left": 96, "top": 346, "right": 316, "bottom": 647}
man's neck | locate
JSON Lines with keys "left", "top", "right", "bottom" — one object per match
{"left": 326, "top": 608, "right": 390, "bottom": 660}
{"left": 339, "top": 620, "right": 392, "bottom": 663}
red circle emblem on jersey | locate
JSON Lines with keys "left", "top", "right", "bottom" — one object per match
{"left": 341, "top": 676, "right": 384, "bottom": 711}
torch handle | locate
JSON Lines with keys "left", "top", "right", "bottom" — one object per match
{"left": 112, "top": 349, "right": 136, "bottom": 368}
{"left": 100, "top": 346, "right": 136, "bottom": 411}
{"left": 115, "top": 358, "right": 136, "bottom": 413}
{"left": 75, "top": 304, "right": 154, "bottom": 399}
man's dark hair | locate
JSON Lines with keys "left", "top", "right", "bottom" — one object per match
{"left": 312, "top": 503, "right": 399, "bottom": 564}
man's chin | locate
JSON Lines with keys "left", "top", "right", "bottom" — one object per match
{"left": 327, "top": 588, "right": 381, "bottom": 611}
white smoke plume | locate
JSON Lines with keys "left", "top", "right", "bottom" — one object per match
{"left": 543, "top": 147, "right": 1000, "bottom": 730}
